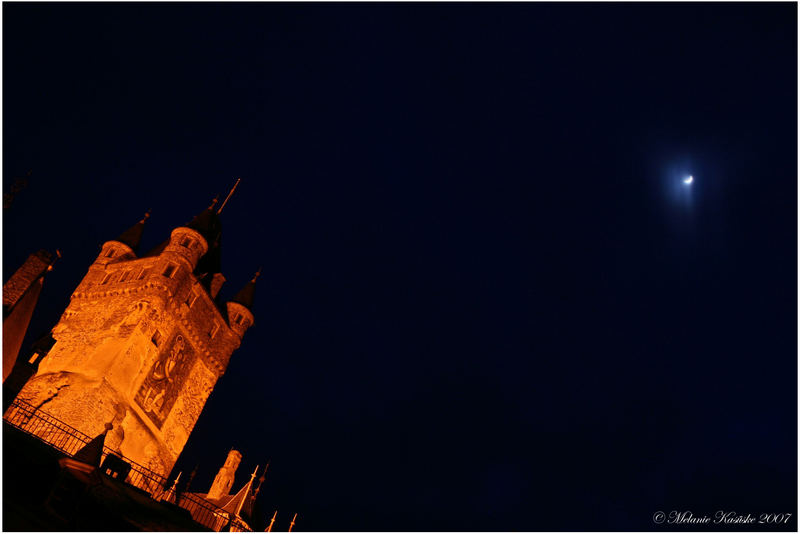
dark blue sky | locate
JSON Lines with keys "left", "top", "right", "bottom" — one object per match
{"left": 4, "top": 3, "right": 796, "bottom": 531}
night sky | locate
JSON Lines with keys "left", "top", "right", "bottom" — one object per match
{"left": 3, "top": 2, "right": 797, "bottom": 531}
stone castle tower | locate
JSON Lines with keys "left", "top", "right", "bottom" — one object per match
{"left": 15, "top": 198, "right": 258, "bottom": 478}
{"left": 207, "top": 449, "right": 243, "bottom": 501}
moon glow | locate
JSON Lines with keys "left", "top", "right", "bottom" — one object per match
{"left": 683, "top": 175, "right": 694, "bottom": 185}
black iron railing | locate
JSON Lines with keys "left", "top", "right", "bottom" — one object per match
{"left": 4, "top": 398, "right": 250, "bottom": 531}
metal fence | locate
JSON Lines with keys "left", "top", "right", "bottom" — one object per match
{"left": 4, "top": 398, "right": 251, "bottom": 532}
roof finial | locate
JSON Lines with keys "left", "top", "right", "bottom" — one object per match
{"left": 251, "top": 267, "right": 262, "bottom": 284}
{"left": 288, "top": 513, "right": 298, "bottom": 532}
{"left": 140, "top": 209, "right": 152, "bottom": 224}
{"left": 254, "top": 462, "right": 269, "bottom": 497}
{"left": 260, "top": 462, "right": 269, "bottom": 481}
{"left": 217, "top": 178, "right": 241, "bottom": 214}
{"left": 250, "top": 464, "right": 259, "bottom": 483}
{"left": 266, "top": 510, "right": 277, "bottom": 532}
{"left": 163, "top": 471, "right": 181, "bottom": 504}
{"left": 208, "top": 196, "right": 220, "bottom": 210}
{"left": 228, "top": 464, "right": 258, "bottom": 519}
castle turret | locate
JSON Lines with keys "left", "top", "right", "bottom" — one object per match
{"left": 14, "top": 198, "right": 254, "bottom": 478}
{"left": 161, "top": 225, "right": 210, "bottom": 274}
{"left": 187, "top": 199, "right": 226, "bottom": 298}
{"left": 96, "top": 211, "right": 151, "bottom": 266}
{"left": 227, "top": 269, "right": 258, "bottom": 339}
{"left": 207, "top": 449, "right": 243, "bottom": 502}
{"left": 187, "top": 198, "right": 222, "bottom": 245}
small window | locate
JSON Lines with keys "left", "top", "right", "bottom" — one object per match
{"left": 152, "top": 331, "right": 163, "bottom": 347}
{"left": 119, "top": 270, "right": 132, "bottom": 283}
{"left": 136, "top": 268, "right": 149, "bottom": 280}
{"left": 180, "top": 237, "right": 194, "bottom": 248}
{"left": 162, "top": 264, "right": 178, "bottom": 278}
{"left": 105, "top": 249, "right": 115, "bottom": 258}
{"left": 208, "top": 323, "right": 220, "bottom": 339}
{"left": 185, "top": 292, "right": 198, "bottom": 308}
{"left": 100, "top": 273, "right": 113, "bottom": 285}
{"left": 28, "top": 354, "right": 37, "bottom": 364}
{"left": 233, "top": 312, "right": 243, "bottom": 325}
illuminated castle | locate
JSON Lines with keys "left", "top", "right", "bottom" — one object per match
{"left": 14, "top": 190, "right": 258, "bottom": 479}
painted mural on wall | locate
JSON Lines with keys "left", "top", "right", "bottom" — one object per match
{"left": 134, "top": 333, "right": 195, "bottom": 428}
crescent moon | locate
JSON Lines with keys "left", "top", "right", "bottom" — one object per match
{"left": 683, "top": 175, "right": 693, "bottom": 184}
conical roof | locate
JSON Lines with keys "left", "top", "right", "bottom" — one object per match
{"left": 196, "top": 234, "right": 223, "bottom": 281}
{"left": 185, "top": 199, "right": 225, "bottom": 284}
{"left": 186, "top": 199, "right": 223, "bottom": 247}
{"left": 115, "top": 211, "right": 151, "bottom": 253}
{"left": 221, "top": 468, "right": 256, "bottom": 522}
{"left": 231, "top": 269, "right": 260, "bottom": 310}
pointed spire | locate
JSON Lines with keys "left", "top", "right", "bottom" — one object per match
{"left": 163, "top": 471, "right": 182, "bottom": 503}
{"left": 254, "top": 462, "right": 269, "bottom": 498}
{"left": 186, "top": 199, "right": 224, "bottom": 281}
{"left": 217, "top": 178, "right": 241, "bottom": 215}
{"left": 186, "top": 197, "right": 223, "bottom": 247}
{"left": 221, "top": 465, "right": 258, "bottom": 521}
{"left": 231, "top": 268, "right": 261, "bottom": 310}
{"left": 265, "top": 510, "right": 277, "bottom": 532}
{"left": 73, "top": 422, "right": 113, "bottom": 467}
{"left": 242, "top": 463, "right": 259, "bottom": 516}
{"left": 115, "top": 209, "right": 151, "bottom": 253}
{"left": 288, "top": 513, "right": 298, "bottom": 532}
